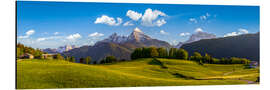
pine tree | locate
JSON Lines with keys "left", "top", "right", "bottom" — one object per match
{"left": 177, "top": 48, "right": 189, "bottom": 60}
{"left": 150, "top": 47, "right": 159, "bottom": 58}
{"left": 157, "top": 47, "right": 167, "bottom": 58}
{"left": 85, "top": 56, "right": 91, "bottom": 64}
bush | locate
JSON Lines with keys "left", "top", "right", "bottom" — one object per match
{"left": 55, "top": 53, "right": 64, "bottom": 60}
{"left": 190, "top": 52, "right": 202, "bottom": 62}
{"left": 101, "top": 56, "right": 117, "bottom": 64}
{"left": 176, "top": 48, "right": 189, "bottom": 60}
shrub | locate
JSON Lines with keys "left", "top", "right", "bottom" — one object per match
{"left": 101, "top": 56, "right": 117, "bottom": 64}
{"left": 190, "top": 52, "right": 202, "bottom": 62}
{"left": 176, "top": 48, "right": 189, "bottom": 60}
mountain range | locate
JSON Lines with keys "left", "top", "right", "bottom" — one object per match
{"left": 61, "top": 27, "right": 259, "bottom": 63}
{"left": 62, "top": 28, "right": 172, "bottom": 63}
{"left": 42, "top": 45, "right": 77, "bottom": 54}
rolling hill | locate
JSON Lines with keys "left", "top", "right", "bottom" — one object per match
{"left": 181, "top": 33, "right": 259, "bottom": 62}
{"left": 17, "top": 59, "right": 259, "bottom": 89}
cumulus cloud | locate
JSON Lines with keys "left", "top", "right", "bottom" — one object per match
{"left": 224, "top": 28, "right": 249, "bottom": 37}
{"left": 141, "top": 8, "right": 167, "bottom": 27}
{"left": 88, "top": 32, "right": 104, "bottom": 37}
{"left": 123, "top": 21, "right": 134, "bottom": 26}
{"left": 66, "top": 33, "right": 82, "bottom": 40}
{"left": 126, "top": 10, "right": 142, "bottom": 21}
{"left": 94, "top": 15, "right": 122, "bottom": 26}
{"left": 37, "top": 38, "right": 46, "bottom": 42}
{"left": 155, "top": 19, "right": 167, "bottom": 27}
{"left": 189, "top": 18, "right": 197, "bottom": 23}
{"left": 54, "top": 32, "right": 59, "bottom": 35}
{"left": 160, "top": 30, "right": 169, "bottom": 35}
{"left": 18, "top": 29, "right": 35, "bottom": 39}
{"left": 179, "top": 32, "right": 191, "bottom": 37}
{"left": 36, "top": 36, "right": 63, "bottom": 42}
{"left": 200, "top": 13, "right": 211, "bottom": 20}
{"left": 200, "top": 15, "right": 207, "bottom": 20}
{"left": 195, "top": 28, "right": 203, "bottom": 32}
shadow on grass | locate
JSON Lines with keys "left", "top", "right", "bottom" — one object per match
{"left": 171, "top": 73, "right": 196, "bottom": 80}
{"left": 148, "top": 58, "right": 168, "bottom": 69}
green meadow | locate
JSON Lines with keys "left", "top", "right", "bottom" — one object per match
{"left": 17, "top": 58, "right": 259, "bottom": 89}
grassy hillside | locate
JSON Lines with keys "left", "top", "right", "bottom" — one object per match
{"left": 17, "top": 58, "right": 259, "bottom": 89}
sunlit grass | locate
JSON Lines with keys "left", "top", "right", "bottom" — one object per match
{"left": 17, "top": 58, "right": 259, "bottom": 89}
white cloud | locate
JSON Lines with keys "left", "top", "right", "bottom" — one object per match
{"left": 200, "top": 13, "right": 211, "bottom": 20}
{"left": 88, "top": 32, "right": 104, "bottom": 37}
{"left": 224, "top": 28, "right": 249, "bottom": 37}
{"left": 189, "top": 18, "right": 197, "bottom": 23}
{"left": 155, "top": 19, "right": 167, "bottom": 27}
{"left": 36, "top": 36, "right": 63, "bottom": 42}
{"left": 94, "top": 15, "right": 122, "bottom": 26}
{"left": 238, "top": 28, "right": 249, "bottom": 34}
{"left": 160, "top": 30, "right": 169, "bottom": 35}
{"left": 37, "top": 38, "right": 46, "bottom": 42}
{"left": 54, "top": 32, "right": 59, "bottom": 35}
{"left": 66, "top": 33, "right": 82, "bottom": 40}
{"left": 179, "top": 32, "right": 191, "bottom": 37}
{"left": 126, "top": 10, "right": 142, "bottom": 21}
{"left": 141, "top": 8, "right": 167, "bottom": 27}
{"left": 123, "top": 21, "right": 134, "bottom": 26}
{"left": 26, "top": 30, "right": 35, "bottom": 35}
{"left": 195, "top": 28, "right": 203, "bottom": 32}
{"left": 200, "top": 15, "right": 207, "bottom": 20}
{"left": 18, "top": 29, "right": 35, "bottom": 39}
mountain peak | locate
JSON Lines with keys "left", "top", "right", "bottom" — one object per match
{"left": 186, "top": 32, "right": 216, "bottom": 43}
{"left": 133, "top": 27, "right": 143, "bottom": 33}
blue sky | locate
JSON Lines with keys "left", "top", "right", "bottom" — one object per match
{"left": 17, "top": 1, "right": 259, "bottom": 49}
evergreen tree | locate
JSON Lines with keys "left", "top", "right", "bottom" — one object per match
{"left": 176, "top": 48, "right": 189, "bottom": 60}
{"left": 191, "top": 52, "right": 202, "bottom": 62}
{"left": 169, "top": 48, "right": 177, "bottom": 58}
{"left": 131, "top": 48, "right": 142, "bottom": 59}
{"left": 105, "top": 56, "right": 117, "bottom": 63}
{"left": 203, "top": 53, "right": 212, "bottom": 63}
{"left": 150, "top": 47, "right": 159, "bottom": 58}
{"left": 157, "top": 47, "right": 167, "bottom": 58}
{"left": 85, "top": 56, "right": 91, "bottom": 64}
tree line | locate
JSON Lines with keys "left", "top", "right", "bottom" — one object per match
{"left": 17, "top": 43, "right": 46, "bottom": 59}
{"left": 131, "top": 47, "right": 251, "bottom": 64}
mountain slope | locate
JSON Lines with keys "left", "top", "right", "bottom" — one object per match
{"left": 63, "top": 28, "right": 172, "bottom": 62}
{"left": 181, "top": 33, "right": 259, "bottom": 62}
{"left": 175, "top": 31, "right": 216, "bottom": 48}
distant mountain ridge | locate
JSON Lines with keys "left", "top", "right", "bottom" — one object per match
{"left": 181, "top": 33, "right": 259, "bottom": 62}
{"left": 63, "top": 28, "right": 172, "bottom": 63}
{"left": 175, "top": 31, "right": 216, "bottom": 48}
{"left": 42, "top": 45, "right": 77, "bottom": 54}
